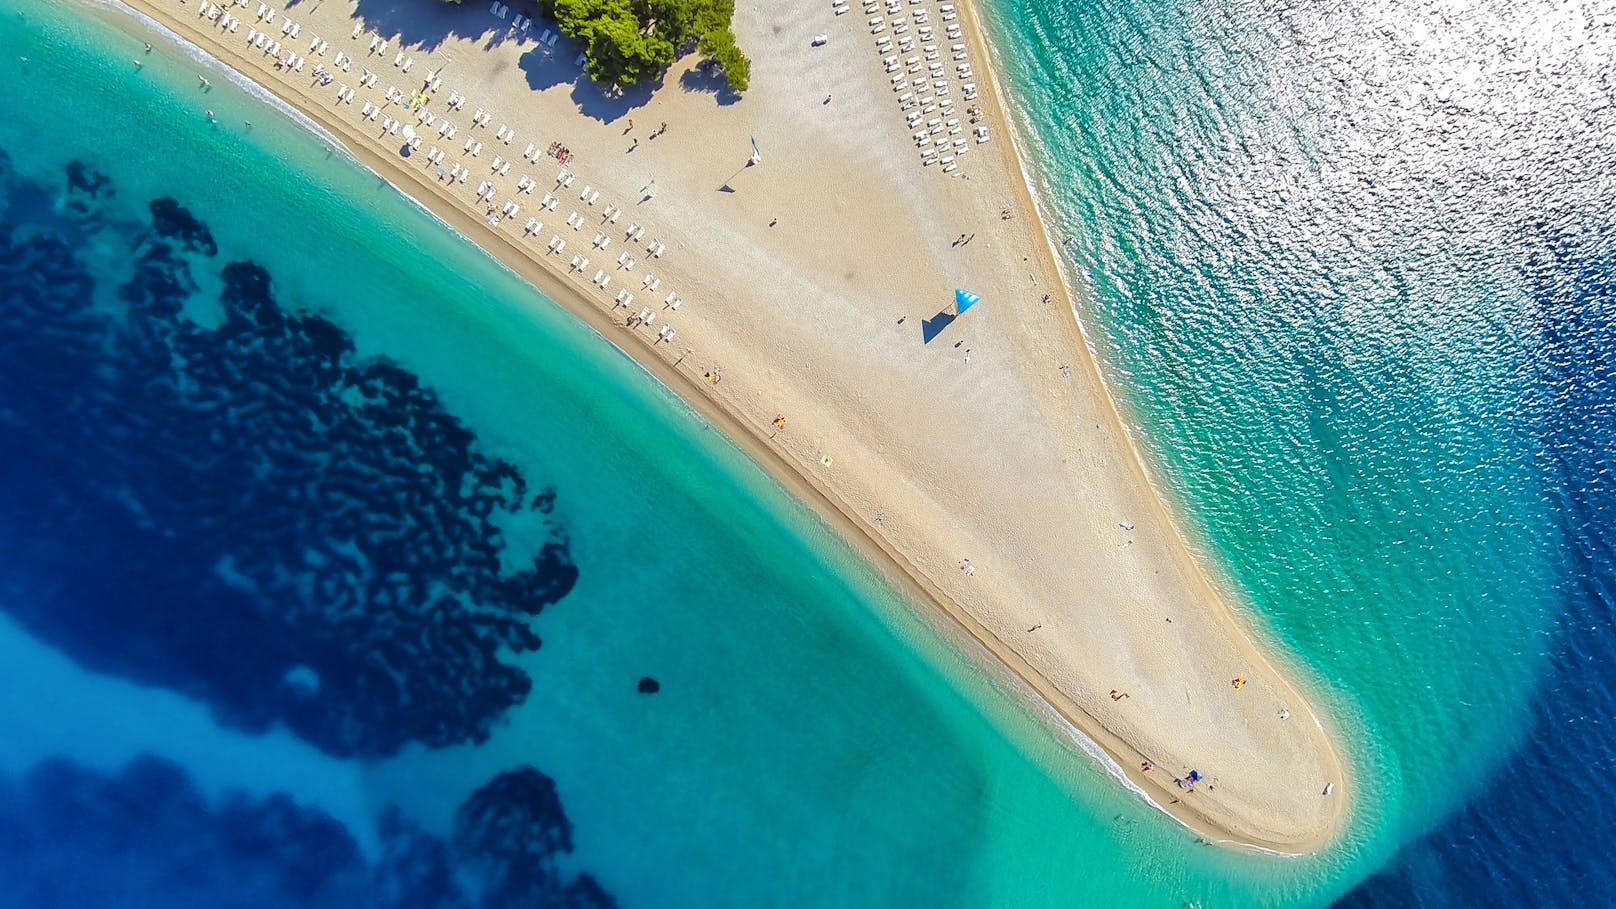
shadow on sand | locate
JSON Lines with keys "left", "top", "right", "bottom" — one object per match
{"left": 283, "top": 0, "right": 523, "bottom": 54}
{"left": 921, "top": 310, "right": 957, "bottom": 344}
{"left": 284, "top": 1, "right": 737, "bottom": 122}
{"left": 679, "top": 63, "right": 742, "bottom": 107}
{"left": 518, "top": 47, "right": 667, "bottom": 123}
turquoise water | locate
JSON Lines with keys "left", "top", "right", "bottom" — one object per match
{"left": 2, "top": 0, "right": 1602, "bottom": 905}
{"left": 981, "top": 0, "right": 1614, "bottom": 904}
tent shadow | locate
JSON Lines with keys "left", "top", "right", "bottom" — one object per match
{"left": 921, "top": 310, "right": 956, "bottom": 344}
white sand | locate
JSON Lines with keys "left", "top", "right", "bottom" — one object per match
{"left": 124, "top": 0, "right": 1349, "bottom": 850}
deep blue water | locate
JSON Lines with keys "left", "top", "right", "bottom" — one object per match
{"left": 981, "top": 0, "right": 1616, "bottom": 899}
{"left": 1335, "top": 233, "right": 1616, "bottom": 906}
{"left": 8, "top": 0, "right": 1616, "bottom": 901}
{"left": 0, "top": 151, "right": 613, "bottom": 908}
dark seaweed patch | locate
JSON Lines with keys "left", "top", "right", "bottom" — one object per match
{"left": 0, "top": 756, "right": 615, "bottom": 909}
{"left": 0, "top": 156, "right": 580, "bottom": 760}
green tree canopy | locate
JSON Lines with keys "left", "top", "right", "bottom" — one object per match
{"left": 534, "top": 0, "right": 750, "bottom": 93}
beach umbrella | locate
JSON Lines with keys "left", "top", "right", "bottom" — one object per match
{"left": 954, "top": 288, "right": 981, "bottom": 315}
{"left": 402, "top": 123, "right": 418, "bottom": 142}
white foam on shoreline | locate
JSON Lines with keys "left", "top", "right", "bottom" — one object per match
{"left": 92, "top": 0, "right": 1326, "bottom": 855}
{"left": 93, "top": 0, "right": 352, "bottom": 157}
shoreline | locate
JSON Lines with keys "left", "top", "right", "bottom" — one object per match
{"left": 92, "top": 0, "right": 1349, "bottom": 852}
{"left": 951, "top": 0, "right": 1356, "bottom": 849}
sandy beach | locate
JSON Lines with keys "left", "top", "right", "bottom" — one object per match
{"left": 105, "top": 0, "right": 1349, "bottom": 850}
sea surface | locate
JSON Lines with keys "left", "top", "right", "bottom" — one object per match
{"left": 0, "top": 0, "right": 1608, "bottom": 907}
{"left": 981, "top": 0, "right": 1616, "bottom": 904}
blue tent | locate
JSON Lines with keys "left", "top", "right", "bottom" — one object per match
{"left": 954, "top": 288, "right": 981, "bottom": 314}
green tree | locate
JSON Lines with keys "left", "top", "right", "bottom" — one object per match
{"left": 531, "top": 0, "right": 750, "bottom": 93}
{"left": 697, "top": 27, "right": 748, "bottom": 92}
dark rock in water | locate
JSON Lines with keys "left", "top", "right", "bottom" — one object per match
{"left": 454, "top": 767, "right": 618, "bottom": 909}
{"left": 0, "top": 158, "right": 583, "bottom": 760}
{"left": 148, "top": 196, "right": 218, "bottom": 256}
{"left": 0, "top": 155, "right": 619, "bottom": 909}
{"left": 637, "top": 677, "right": 660, "bottom": 694}
{"left": 0, "top": 754, "right": 619, "bottom": 909}
{"left": 65, "top": 160, "right": 112, "bottom": 199}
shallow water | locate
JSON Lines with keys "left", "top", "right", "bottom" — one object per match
{"left": 6, "top": 0, "right": 1608, "bottom": 904}
{"left": 979, "top": 0, "right": 1616, "bottom": 902}
{"left": 0, "top": 3, "right": 1341, "bottom": 907}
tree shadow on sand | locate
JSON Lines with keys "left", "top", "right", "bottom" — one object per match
{"left": 286, "top": 0, "right": 740, "bottom": 121}
{"left": 679, "top": 63, "right": 742, "bottom": 106}
{"left": 517, "top": 46, "right": 666, "bottom": 124}
{"left": 282, "top": 0, "right": 532, "bottom": 55}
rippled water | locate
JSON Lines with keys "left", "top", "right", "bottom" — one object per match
{"left": 9, "top": 3, "right": 1369, "bottom": 907}
{"left": 981, "top": 0, "right": 1616, "bottom": 901}
{"left": 10, "top": 0, "right": 1613, "bottom": 903}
